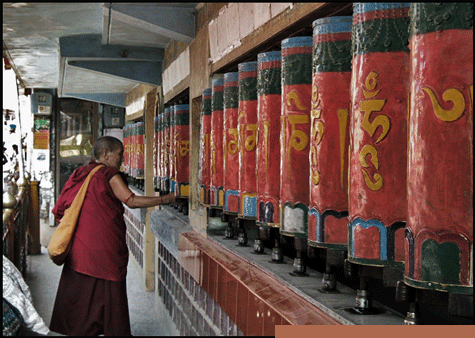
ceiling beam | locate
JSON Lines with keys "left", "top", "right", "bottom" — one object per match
{"left": 59, "top": 34, "right": 163, "bottom": 97}
{"left": 109, "top": 4, "right": 195, "bottom": 44}
{"left": 62, "top": 93, "right": 126, "bottom": 107}
{"left": 66, "top": 60, "right": 162, "bottom": 86}
{"left": 60, "top": 34, "right": 164, "bottom": 61}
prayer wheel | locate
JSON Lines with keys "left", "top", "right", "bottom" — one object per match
{"left": 308, "top": 16, "right": 352, "bottom": 250}
{"left": 137, "top": 122, "right": 145, "bottom": 179}
{"left": 153, "top": 114, "right": 160, "bottom": 190}
{"left": 137, "top": 121, "right": 144, "bottom": 179}
{"left": 157, "top": 111, "right": 164, "bottom": 192}
{"left": 238, "top": 62, "right": 258, "bottom": 219}
{"left": 161, "top": 107, "right": 171, "bottom": 193}
{"left": 405, "top": 3, "right": 473, "bottom": 295}
{"left": 223, "top": 72, "right": 240, "bottom": 215}
{"left": 200, "top": 89, "right": 212, "bottom": 206}
{"left": 137, "top": 122, "right": 142, "bottom": 178}
{"left": 130, "top": 123, "right": 136, "bottom": 177}
{"left": 132, "top": 122, "right": 137, "bottom": 178}
{"left": 128, "top": 123, "right": 132, "bottom": 176}
{"left": 256, "top": 51, "right": 281, "bottom": 227}
{"left": 174, "top": 104, "right": 190, "bottom": 198}
{"left": 169, "top": 105, "right": 176, "bottom": 193}
{"left": 210, "top": 77, "right": 225, "bottom": 208}
{"left": 123, "top": 124, "right": 130, "bottom": 175}
{"left": 280, "top": 36, "right": 313, "bottom": 239}
{"left": 348, "top": 3, "right": 410, "bottom": 268}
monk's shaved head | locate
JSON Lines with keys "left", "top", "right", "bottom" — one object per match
{"left": 92, "top": 136, "right": 123, "bottom": 160}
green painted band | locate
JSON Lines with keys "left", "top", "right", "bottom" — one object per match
{"left": 224, "top": 87, "right": 239, "bottom": 109}
{"left": 212, "top": 93, "right": 224, "bottom": 112}
{"left": 404, "top": 276, "right": 473, "bottom": 295}
{"left": 162, "top": 114, "right": 169, "bottom": 127}
{"left": 201, "top": 99, "right": 212, "bottom": 116}
{"left": 175, "top": 113, "right": 189, "bottom": 125}
{"left": 282, "top": 54, "right": 313, "bottom": 85}
{"left": 352, "top": 17, "right": 410, "bottom": 55}
{"left": 280, "top": 231, "right": 308, "bottom": 238}
{"left": 409, "top": 3, "right": 473, "bottom": 36}
{"left": 239, "top": 77, "right": 258, "bottom": 101}
{"left": 258, "top": 68, "right": 282, "bottom": 95}
{"left": 308, "top": 242, "right": 348, "bottom": 251}
{"left": 347, "top": 256, "right": 405, "bottom": 270}
{"left": 313, "top": 40, "right": 352, "bottom": 73}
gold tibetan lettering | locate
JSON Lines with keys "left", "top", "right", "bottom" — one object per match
{"left": 286, "top": 91, "right": 307, "bottom": 111}
{"left": 362, "top": 71, "right": 381, "bottom": 99}
{"left": 359, "top": 144, "right": 383, "bottom": 191}
{"left": 423, "top": 87, "right": 465, "bottom": 122}
{"left": 360, "top": 99, "right": 390, "bottom": 143}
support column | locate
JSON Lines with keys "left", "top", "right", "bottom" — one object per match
{"left": 144, "top": 88, "right": 158, "bottom": 291}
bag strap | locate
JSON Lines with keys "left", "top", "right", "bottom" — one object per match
{"left": 68, "top": 164, "right": 105, "bottom": 209}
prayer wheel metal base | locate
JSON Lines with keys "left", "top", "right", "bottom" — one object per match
{"left": 222, "top": 214, "right": 237, "bottom": 240}
{"left": 237, "top": 218, "right": 248, "bottom": 246}
{"left": 353, "top": 289, "right": 373, "bottom": 314}
{"left": 290, "top": 243, "right": 308, "bottom": 277}
{"left": 290, "top": 255, "right": 308, "bottom": 277}
{"left": 319, "top": 250, "right": 344, "bottom": 293}
{"left": 270, "top": 236, "right": 284, "bottom": 263}
{"left": 271, "top": 246, "right": 284, "bottom": 263}
{"left": 349, "top": 277, "right": 383, "bottom": 315}
{"left": 289, "top": 238, "right": 308, "bottom": 276}
{"left": 237, "top": 231, "right": 248, "bottom": 246}
{"left": 224, "top": 224, "right": 234, "bottom": 239}
{"left": 320, "top": 263, "right": 339, "bottom": 293}
{"left": 253, "top": 239, "right": 265, "bottom": 254}
{"left": 404, "top": 303, "right": 421, "bottom": 325}
{"left": 253, "top": 226, "right": 271, "bottom": 254}
{"left": 321, "top": 272, "right": 338, "bottom": 294}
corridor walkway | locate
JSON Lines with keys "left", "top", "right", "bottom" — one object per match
{"left": 24, "top": 219, "right": 178, "bottom": 336}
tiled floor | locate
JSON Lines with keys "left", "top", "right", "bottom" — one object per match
{"left": 24, "top": 218, "right": 178, "bottom": 336}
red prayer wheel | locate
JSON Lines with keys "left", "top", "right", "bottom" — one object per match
{"left": 210, "top": 77, "right": 225, "bottom": 208}
{"left": 131, "top": 122, "right": 136, "bottom": 178}
{"left": 127, "top": 124, "right": 132, "bottom": 175}
{"left": 223, "top": 72, "right": 240, "bottom": 215}
{"left": 158, "top": 111, "right": 164, "bottom": 192}
{"left": 169, "top": 105, "right": 176, "bottom": 193}
{"left": 128, "top": 123, "right": 133, "bottom": 177}
{"left": 238, "top": 62, "right": 258, "bottom": 219}
{"left": 256, "top": 51, "right": 281, "bottom": 227}
{"left": 200, "top": 89, "right": 212, "bottom": 206}
{"left": 136, "top": 121, "right": 144, "bottom": 179}
{"left": 122, "top": 124, "right": 129, "bottom": 175}
{"left": 280, "top": 36, "right": 313, "bottom": 238}
{"left": 308, "top": 16, "right": 352, "bottom": 250}
{"left": 348, "top": 3, "right": 410, "bottom": 268}
{"left": 405, "top": 3, "right": 473, "bottom": 294}
{"left": 161, "top": 107, "right": 171, "bottom": 193}
{"left": 174, "top": 104, "right": 190, "bottom": 198}
{"left": 154, "top": 115, "right": 159, "bottom": 190}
